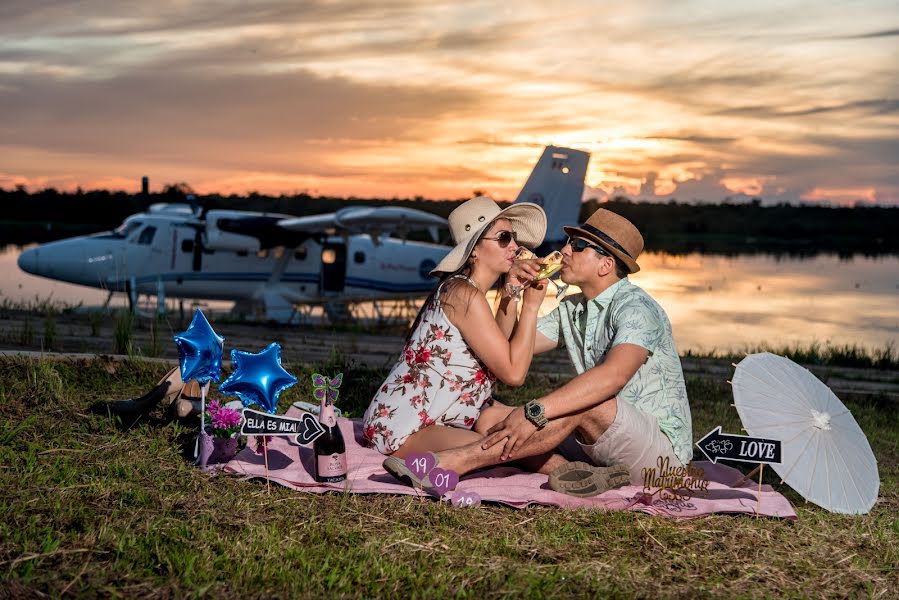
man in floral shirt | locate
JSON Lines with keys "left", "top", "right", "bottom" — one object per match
{"left": 434, "top": 208, "right": 692, "bottom": 487}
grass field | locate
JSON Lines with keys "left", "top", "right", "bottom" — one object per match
{"left": 1, "top": 355, "right": 897, "bottom": 597}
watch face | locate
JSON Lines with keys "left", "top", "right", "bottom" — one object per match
{"left": 527, "top": 404, "right": 540, "bottom": 417}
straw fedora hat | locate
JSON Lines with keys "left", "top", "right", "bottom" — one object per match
{"left": 563, "top": 208, "right": 644, "bottom": 273}
{"left": 431, "top": 196, "right": 546, "bottom": 275}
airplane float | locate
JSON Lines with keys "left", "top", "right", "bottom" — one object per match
{"left": 18, "top": 146, "right": 589, "bottom": 323}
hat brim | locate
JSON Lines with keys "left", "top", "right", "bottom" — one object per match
{"left": 431, "top": 203, "right": 547, "bottom": 276}
{"left": 563, "top": 225, "right": 641, "bottom": 273}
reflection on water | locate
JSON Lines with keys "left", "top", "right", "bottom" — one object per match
{"left": 1, "top": 245, "right": 897, "bottom": 352}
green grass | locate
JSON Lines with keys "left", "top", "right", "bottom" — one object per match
{"left": 684, "top": 340, "right": 899, "bottom": 370}
{"left": 0, "top": 356, "right": 897, "bottom": 597}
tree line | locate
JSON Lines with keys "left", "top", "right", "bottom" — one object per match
{"left": 3, "top": 185, "right": 897, "bottom": 255}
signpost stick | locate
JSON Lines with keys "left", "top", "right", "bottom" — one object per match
{"left": 263, "top": 435, "right": 271, "bottom": 494}
{"left": 756, "top": 464, "right": 764, "bottom": 516}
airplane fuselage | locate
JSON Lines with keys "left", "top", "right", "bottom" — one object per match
{"left": 18, "top": 211, "right": 449, "bottom": 309}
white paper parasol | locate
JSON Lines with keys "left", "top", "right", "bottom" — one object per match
{"left": 731, "top": 352, "right": 879, "bottom": 514}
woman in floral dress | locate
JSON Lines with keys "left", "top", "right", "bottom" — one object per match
{"left": 362, "top": 196, "right": 548, "bottom": 457}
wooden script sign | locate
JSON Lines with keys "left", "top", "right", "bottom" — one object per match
{"left": 241, "top": 409, "right": 325, "bottom": 446}
{"left": 696, "top": 426, "right": 782, "bottom": 465}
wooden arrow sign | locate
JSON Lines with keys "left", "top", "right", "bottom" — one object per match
{"left": 240, "top": 409, "right": 325, "bottom": 446}
{"left": 696, "top": 426, "right": 782, "bottom": 465}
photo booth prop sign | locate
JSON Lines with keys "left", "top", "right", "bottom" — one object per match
{"left": 696, "top": 426, "right": 782, "bottom": 465}
{"left": 241, "top": 408, "right": 325, "bottom": 446}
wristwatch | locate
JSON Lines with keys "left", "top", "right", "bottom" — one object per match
{"left": 524, "top": 400, "right": 548, "bottom": 428}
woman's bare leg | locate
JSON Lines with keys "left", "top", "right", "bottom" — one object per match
{"left": 390, "top": 425, "right": 484, "bottom": 459}
{"left": 475, "top": 402, "right": 567, "bottom": 475}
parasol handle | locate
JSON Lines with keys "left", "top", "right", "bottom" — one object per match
{"left": 732, "top": 464, "right": 762, "bottom": 488}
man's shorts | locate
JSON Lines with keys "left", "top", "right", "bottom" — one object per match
{"left": 558, "top": 398, "right": 682, "bottom": 485}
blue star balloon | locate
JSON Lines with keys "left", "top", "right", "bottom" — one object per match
{"left": 218, "top": 342, "right": 298, "bottom": 414}
{"left": 173, "top": 310, "right": 225, "bottom": 385}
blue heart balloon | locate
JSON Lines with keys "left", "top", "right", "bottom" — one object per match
{"left": 218, "top": 342, "right": 298, "bottom": 414}
{"left": 173, "top": 310, "right": 224, "bottom": 385}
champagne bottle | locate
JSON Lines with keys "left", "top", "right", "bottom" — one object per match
{"left": 314, "top": 397, "right": 347, "bottom": 483}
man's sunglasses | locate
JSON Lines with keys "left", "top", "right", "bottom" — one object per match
{"left": 482, "top": 230, "right": 518, "bottom": 248}
{"left": 566, "top": 237, "right": 610, "bottom": 256}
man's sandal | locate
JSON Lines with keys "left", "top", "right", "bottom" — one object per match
{"left": 548, "top": 461, "right": 631, "bottom": 497}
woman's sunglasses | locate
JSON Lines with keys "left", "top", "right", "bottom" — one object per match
{"left": 482, "top": 230, "right": 518, "bottom": 248}
{"left": 566, "top": 237, "right": 610, "bottom": 256}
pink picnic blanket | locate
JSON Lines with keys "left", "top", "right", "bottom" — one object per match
{"left": 223, "top": 410, "right": 797, "bottom": 519}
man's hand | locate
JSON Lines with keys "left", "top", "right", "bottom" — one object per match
{"left": 481, "top": 406, "right": 538, "bottom": 460}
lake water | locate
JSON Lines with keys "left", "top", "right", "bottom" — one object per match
{"left": 1, "top": 245, "right": 896, "bottom": 354}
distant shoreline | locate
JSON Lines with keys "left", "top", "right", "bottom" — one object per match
{"left": 1, "top": 190, "right": 898, "bottom": 255}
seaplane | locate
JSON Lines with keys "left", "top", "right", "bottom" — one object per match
{"left": 17, "top": 146, "right": 589, "bottom": 323}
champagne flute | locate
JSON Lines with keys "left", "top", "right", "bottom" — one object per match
{"left": 532, "top": 252, "right": 569, "bottom": 299}
{"left": 506, "top": 250, "right": 569, "bottom": 300}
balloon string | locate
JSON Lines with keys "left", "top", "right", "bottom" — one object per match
{"left": 193, "top": 383, "right": 209, "bottom": 460}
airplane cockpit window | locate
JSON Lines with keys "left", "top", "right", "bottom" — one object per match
{"left": 256, "top": 248, "right": 269, "bottom": 259}
{"left": 354, "top": 251, "right": 366, "bottom": 264}
{"left": 137, "top": 226, "right": 157, "bottom": 245}
{"left": 113, "top": 221, "right": 142, "bottom": 239}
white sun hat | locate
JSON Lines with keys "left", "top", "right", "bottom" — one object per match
{"left": 430, "top": 196, "right": 546, "bottom": 275}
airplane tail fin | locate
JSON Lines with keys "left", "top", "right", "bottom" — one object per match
{"left": 514, "top": 146, "right": 590, "bottom": 245}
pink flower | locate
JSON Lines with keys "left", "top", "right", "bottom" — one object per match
{"left": 402, "top": 373, "right": 414, "bottom": 384}
{"left": 460, "top": 392, "right": 472, "bottom": 405}
{"left": 363, "top": 425, "right": 375, "bottom": 441}
{"left": 381, "top": 384, "right": 388, "bottom": 393}
{"left": 418, "top": 409, "right": 434, "bottom": 426}
{"left": 434, "top": 328, "right": 445, "bottom": 340}
{"left": 474, "top": 369, "right": 487, "bottom": 384}
{"left": 409, "top": 394, "right": 422, "bottom": 408}
{"left": 404, "top": 347, "right": 415, "bottom": 365}
{"left": 379, "top": 407, "right": 390, "bottom": 417}
{"left": 464, "top": 416, "right": 475, "bottom": 428}
{"left": 415, "top": 347, "right": 431, "bottom": 364}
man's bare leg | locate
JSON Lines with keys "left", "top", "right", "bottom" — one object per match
{"left": 438, "top": 398, "right": 618, "bottom": 476}
{"left": 476, "top": 402, "right": 567, "bottom": 475}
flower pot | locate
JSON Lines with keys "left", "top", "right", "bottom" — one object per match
{"left": 198, "top": 430, "right": 239, "bottom": 468}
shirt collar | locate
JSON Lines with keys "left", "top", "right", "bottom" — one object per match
{"left": 586, "top": 277, "right": 628, "bottom": 311}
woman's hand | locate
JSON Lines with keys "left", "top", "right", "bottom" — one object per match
{"left": 481, "top": 406, "right": 539, "bottom": 460}
{"left": 508, "top": 259, "right": 540, "bottom": 286}
{"left": 521, "top": 278, "right": 546, "bottom": 308}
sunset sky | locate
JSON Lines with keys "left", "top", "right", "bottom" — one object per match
{"left": 1, "top": 1, "right": 897, "bottom": 205}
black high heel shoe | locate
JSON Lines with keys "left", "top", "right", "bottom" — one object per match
{"left": 91, "top": 366, "right": 184, "bottom": 425}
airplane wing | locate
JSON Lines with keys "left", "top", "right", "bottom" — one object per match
{"left": 203, "top": 206, "right": 447, "bottom": 250}
{"left": 278, "top": 206, "right": 447, "bottom": 242}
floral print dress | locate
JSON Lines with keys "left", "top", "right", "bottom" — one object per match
{"left": 363, "top": 276, "right": 496, "bottom": 454}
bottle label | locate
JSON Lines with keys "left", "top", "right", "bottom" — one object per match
{"left": 317, "top": 453, "right": 347, "bottom": 479}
